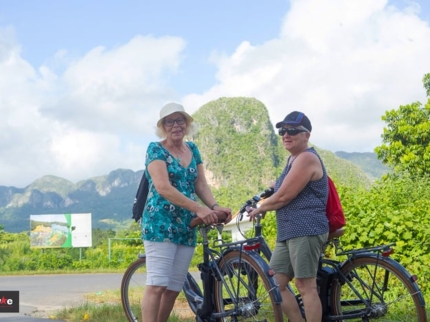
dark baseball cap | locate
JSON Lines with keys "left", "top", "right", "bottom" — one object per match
{"left": 275, "top": 111, "right": 312, "bottom": 132}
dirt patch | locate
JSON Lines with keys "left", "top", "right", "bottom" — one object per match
{"left": 172, "top": 298, "right": 195, "bottom": 320}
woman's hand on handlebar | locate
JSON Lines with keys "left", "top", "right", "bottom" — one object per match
{"left": 213, "top": 205, "right": 232, "bottom": 224}
{"left": 246, "top": 206, "right": 266, "bottom": 222}
{"left": 190, "top": 207, "right": 232, "bottom": 228}
{"left": 196, "top": 206, "right": 219, "bottom": 225}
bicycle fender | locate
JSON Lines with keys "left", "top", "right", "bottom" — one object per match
{"left": 341, "top": 252, "right": 426, "bottom": 307}
{"left": 224, "top": 248, "right": 283, "bottom": 305}
{"left": 183, "top": 272, "right": 203, "bottom": 314}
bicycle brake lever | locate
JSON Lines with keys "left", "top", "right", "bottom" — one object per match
{"left": 260, "top": 187, "right": 274, "bottom": 199}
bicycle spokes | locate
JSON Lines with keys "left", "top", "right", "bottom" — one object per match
{"left": 331, "top": 256, "right": 426, "bottom": 321}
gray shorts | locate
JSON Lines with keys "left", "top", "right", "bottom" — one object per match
{"left": 270, "top": 233, "right": 328, "bottom": 279}
{"left": 144, "top": 240, "right": 195, "bottom": 292}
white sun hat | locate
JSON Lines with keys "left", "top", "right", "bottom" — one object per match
{"left": 157, "top": 102, "right": 194, "bottom": 128}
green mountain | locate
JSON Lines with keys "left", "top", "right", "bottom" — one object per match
{"left": 0, "top": 97, "right": 371, "bottom": 233}
{"left": 335, "top": 151, "right": 390, "bottom": 180}
{"left": 191, "top": 98, "right": 282, "bottom": 189}
{"left": 0, "top": 170, "right": 143, "bottom": 232}
{"left": 190, "top": 97, "right": 371, "bottom": 211}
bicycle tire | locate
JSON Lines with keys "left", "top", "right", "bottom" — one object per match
{"left": 214, "top": 250, "right": 284, "bottom": 322}
{"left": 331, "top": 255, "right": 427, "bottom": 321}
{"left": 121, "top": 256, "right": 147, "bottom": 322}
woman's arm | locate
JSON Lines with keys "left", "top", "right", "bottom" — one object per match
{"left": 148, "top": 160, "right": 220, "bottom": 224}
{"left": 248, "top": 152, "right": 323, "bottom": 218}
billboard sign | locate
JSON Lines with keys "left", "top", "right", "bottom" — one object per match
{"left": 30, "top": 213, "right": 92, "bottom": 248}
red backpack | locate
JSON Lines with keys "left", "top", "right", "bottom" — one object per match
{"left": 326, "top": 176, "right": 346, "bottom": 232}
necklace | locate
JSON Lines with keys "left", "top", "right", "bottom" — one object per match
{"left": 171, "top": 145, "right": 185, "bottom": 163}
{"left": 164, "top": 141, "right": 188, "bottom": 163}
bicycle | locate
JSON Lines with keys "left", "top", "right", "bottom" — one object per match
{"left": 236, "top": 188, "right": 427, "bottom": 321}
{"left": 121, "top": 213, "right": 284, "bottom": 322}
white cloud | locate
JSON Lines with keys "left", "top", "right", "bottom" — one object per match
{"left": 0, "top": 31, "right": 185, "bottom": 186}
{"left": 184, "top": 0, "right": 430, "bottom": 152}
{"left": 42, "top": 35, "right": 186, "bottom": 134}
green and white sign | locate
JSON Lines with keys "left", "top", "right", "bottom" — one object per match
{"left": 30, "top": 213, "right": 92, "bottom": 248}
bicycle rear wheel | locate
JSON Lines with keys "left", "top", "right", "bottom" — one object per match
{"left": 214, "top": 250, "right": 283, "bottom": 322}
{"left": 121, "top": 256, "right": 147, "bottom": 322}
{"left": 331, "top": 255, "right": 427, "bottom": 321}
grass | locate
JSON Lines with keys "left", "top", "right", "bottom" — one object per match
{"left": 0, "top": 268, "right": 125, "bottom": 276}
{"left": 54, "top": 303, "right": 195, "bottom": 322}
{"left": 55, "top": 302, "right": 127, "bottom": 322}
{"left": 51, "top": 292, "right": 430, "bottom": 322}
{"left": 52, "top": 287, "right": 195, "bottom": 322}
{"left": 22, "top": 270, "right": 429, "bottom": 321}
{"left": 0, "top": 267, "right": 200, "bottom": 277}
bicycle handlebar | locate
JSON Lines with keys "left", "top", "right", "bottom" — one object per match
{"left": 190, "top": 210, "right": 229, "bottom": 228}
{"left": 190, "top": 188, "right": 274, "bottom": 228}
{"left": 238, "top": 187, "right": 274, "bottom": 220}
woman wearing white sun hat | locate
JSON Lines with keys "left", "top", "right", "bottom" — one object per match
{"left": 141, "top": 102, "right": 231, "bottom": 322}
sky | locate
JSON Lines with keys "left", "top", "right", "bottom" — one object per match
{"left": 1, "top": 0, "right": 430, "bottom": 188}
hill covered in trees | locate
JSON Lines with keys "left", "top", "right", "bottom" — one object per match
{"left": 335, "top": 151, "right": 390, "bottom": 180}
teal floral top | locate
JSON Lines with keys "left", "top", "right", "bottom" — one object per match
{"left": 142, "top": 141, "right": 202, "bottom": 247}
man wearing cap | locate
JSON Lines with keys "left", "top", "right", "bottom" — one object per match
{"left": 141, "top": 102, "right": 231, "bottom": 322}
{"left": 248, "top": 111, "right": 329, "bottom": 322}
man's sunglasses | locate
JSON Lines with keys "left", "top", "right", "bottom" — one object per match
{"left": 278, "top": 128, "right": 308, "bottom": 136}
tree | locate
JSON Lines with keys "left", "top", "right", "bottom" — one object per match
{"left": 92, "top": 228, "right": 116, "bottom": 247}
{"left": 375, "top": 78, "right": 430, "bottom": 177}
{"left": 423, "top": 73, "right": 430, "bottom": 97}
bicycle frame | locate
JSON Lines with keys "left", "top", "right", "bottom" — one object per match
{"left": 183, "top": 223, "right": 282, "bottom": 321}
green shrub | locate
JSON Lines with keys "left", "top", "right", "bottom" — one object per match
{"left": 339, "top": 175, "right": 430, "bottom": 303}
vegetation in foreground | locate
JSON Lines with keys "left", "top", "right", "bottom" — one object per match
{"left": 53, "top": 288, "right": 194, "bottom": 322}
{"left": 39, "top": 273, "right": 430, "bottom": 322}
{"left": 51, "top": 287, "right": 430, "bottom": 322}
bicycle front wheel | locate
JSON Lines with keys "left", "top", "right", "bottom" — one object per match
{"left": 331, "top": 255, "right": 427, "bottom": 321}
{"left": 121, "top": 256, "right": 147, "bottom": 322}
{"left": 214, "top": 250, "right": 283, "bottom": 322}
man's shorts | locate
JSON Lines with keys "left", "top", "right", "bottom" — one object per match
{"left": 269, "top": 232, "right": 328, "bottom": 279}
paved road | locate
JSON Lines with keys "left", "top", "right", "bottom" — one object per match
{"left": 0, "top": 273, "right": 124, "bottom": 321}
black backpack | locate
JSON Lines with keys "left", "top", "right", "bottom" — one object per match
{"left": 132, "top": 172, "right": 149, "bottom": 222}
{"left": 133, "top": 141, "right": 193, "bottom": 222}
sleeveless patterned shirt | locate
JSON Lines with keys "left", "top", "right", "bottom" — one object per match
{"left": 274, "top": 147, "right": 329, "bottom": 242}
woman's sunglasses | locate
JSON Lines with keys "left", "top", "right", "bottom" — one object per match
{"left": 163, "top": 117, "right": 186, "bottom": 127}
{"left": 278, "top": 128, "right": 308, "bottom": 136}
